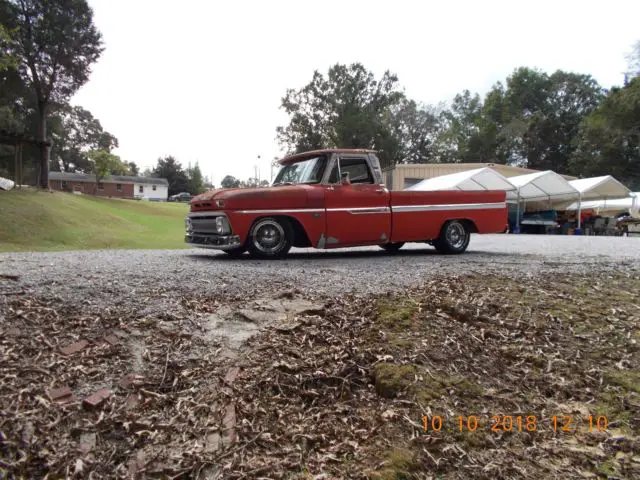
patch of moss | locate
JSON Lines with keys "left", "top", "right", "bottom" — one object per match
{"left": 376, "top": 299, "right": 418, "bottom": 330}
{"left": 414, "top": 373, "right": 483, "bottom": 404}
{"left": 369, "top": 448, "right": 419, "bottom": 480}
{"left": 373, "top": 363, "right": 416, "bottom": 398}
{"left": 604, "top": 371, "right": 640, "bottom": 393}
{"left": 596, "top": 459, "right": 617, "bottom": 477}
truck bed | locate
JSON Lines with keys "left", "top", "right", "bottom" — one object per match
{"left": 389, "top": 190, "right": 507, "bottom": 242}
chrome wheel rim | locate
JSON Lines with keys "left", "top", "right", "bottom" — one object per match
{"left": 252, "top": 220, "right": 285, "bottom": 253}
{"left": 445, "top": 222, "right": 467, "bottom": 249}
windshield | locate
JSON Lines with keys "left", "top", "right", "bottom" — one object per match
{"left": 272, "top": 156, "right": 327, "bottom": 185}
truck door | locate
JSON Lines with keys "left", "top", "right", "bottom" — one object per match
{"left": 323, "top": 155, "right": 391, "bottom": 246}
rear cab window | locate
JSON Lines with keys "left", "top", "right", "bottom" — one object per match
{"left": 329, "top": 156, "right": 374, "bottom": 184}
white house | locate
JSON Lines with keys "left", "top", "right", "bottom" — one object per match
{"left": 133, "top": 179, "right": 169, "bottom": 201}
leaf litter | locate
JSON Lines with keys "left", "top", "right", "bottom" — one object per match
{"left": 0, "top": 272, "right": 638, "bottom": 479}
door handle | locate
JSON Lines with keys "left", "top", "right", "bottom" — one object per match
{"left": 375, "top": 188, "right": 387, "bottom": 193}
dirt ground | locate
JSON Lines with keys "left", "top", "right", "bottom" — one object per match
{"left": 1, "top": 270, "right": 638, "bottom": 479}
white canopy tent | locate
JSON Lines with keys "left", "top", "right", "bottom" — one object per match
{"left": 405, "top": 167, "right": 517, "bottom": 192}
{"left": 565, "top": 192, "right": 640, "bottom": 216}
{"left": 567, "top": 176, "right": 632, "bottom": 228}
{"left": 505, "top": 171, "right": 579, "bottom": 231}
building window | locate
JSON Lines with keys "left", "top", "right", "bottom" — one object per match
{"left": 152, "top": 185, "right": 157, "bottom": 191}
{"left": 116, "top": 184, "right": 122, "bottom": 192}
{"left": 61, "top": 181, "right": 68, "bottom": 189}
{"left": 98, "top": 183, "right": 104, "bottom": 191}
{"left": 138, "top": 185, "right": 143, "bottom": 193}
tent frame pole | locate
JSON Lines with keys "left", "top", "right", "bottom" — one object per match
{"left": 515, "top": 190, "right": 521, "bottom": 234}
{"left": 577, "top": 193, "right": 582, "bottom": 230}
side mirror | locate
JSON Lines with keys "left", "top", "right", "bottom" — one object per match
{"left": 341, "top": 172, "right": 351, "bottom": 185}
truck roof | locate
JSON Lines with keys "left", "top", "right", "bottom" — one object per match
{"left": 278, "top": 148, "right": 377, "bottom": 165}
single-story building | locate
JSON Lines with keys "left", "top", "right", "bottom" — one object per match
{"left": 382, "top": 163, "right": 577, "bottom": 191}
{"left": 49, "top": 171, "right": 169, "bottom": 201}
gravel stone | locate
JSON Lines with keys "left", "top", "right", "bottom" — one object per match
{"left": 1, "top": 235, "right": 639, "bottom": 311}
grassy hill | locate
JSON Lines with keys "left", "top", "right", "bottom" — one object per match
{"left": 0, "top": 190, "right": 189, "bottom": 252}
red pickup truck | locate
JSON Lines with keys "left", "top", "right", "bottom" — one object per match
{"left": 185, "top": 149, "right": 507, "bottom": 259}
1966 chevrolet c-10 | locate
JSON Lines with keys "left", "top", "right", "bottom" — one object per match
{"left": 185, "top": 149, "right": 508, "bottom": 259}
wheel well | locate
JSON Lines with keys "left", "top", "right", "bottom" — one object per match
{"left": 458, "top": 219, "right": 478, "bottom": 234}
{"left": 251, "top": 215, "right": 311, "bottom": 248}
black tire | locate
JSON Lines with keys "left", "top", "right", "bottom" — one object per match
{"left": 247, "top": 217, "right": 293, "bottom": 259}
{"left": 433, "top": 220, "right": 471, "bottom": 254}
{"left": 223, "top": 246, "right": 246, "bottom": 258}
{"left": 380, "top": 242, "right": 405, "bottom": 253}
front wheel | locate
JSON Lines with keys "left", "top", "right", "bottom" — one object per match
{"left": 380, "top": 242, "right": 405, "bottom": 253}
{"left": 433, "top": 220, "right": 471, "bottom": 254}
{"left": 247, "top": 217, "right": 293, "bottom": 259}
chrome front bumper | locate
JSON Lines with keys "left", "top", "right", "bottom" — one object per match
{"left": 185, "top": 233, "right": 242, "bottom": 250}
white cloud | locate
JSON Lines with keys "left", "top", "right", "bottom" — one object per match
{"left": 72, "top": 0, "right": 640, "bottom": 186}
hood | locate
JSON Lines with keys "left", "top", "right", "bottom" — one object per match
{"left": 190, "top": 185, "right": 318, "bottom": 211}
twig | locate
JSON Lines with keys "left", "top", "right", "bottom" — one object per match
{"left": 160, "top": 349, "right": 170, "bottom": 387}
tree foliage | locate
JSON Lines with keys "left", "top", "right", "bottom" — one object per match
{"left": 87, "top": 149, "right": 123, "bottom": 188}
{"left": 276, "top": 63, "right": 411, "bottom": 166}
{"left": 152, "top": 156, "right": 189, "bottom": 196}
{"left": 570, "top": 77, "right": 640, "bottom": 189}
{"left": 1, "top": 0, "right": 103, "bottom": 188}
{"left": 50, "top": 105, "right": 118, "bottom": 172}
{"left": 186, "top": 161, "right": 205, "bottom": 195}
{"left": 220, "top": 175, "right": 241, "bottom": 188}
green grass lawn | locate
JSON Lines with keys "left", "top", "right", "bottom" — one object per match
{"left": 0, "top": 189, "right": 189, "bottom": 252}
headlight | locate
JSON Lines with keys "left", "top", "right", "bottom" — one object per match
{"left": 215, "top": 216, "right": 231, "bottom": 234}
{"left": 185, "top": 217, "right": 192, "bottom": 231}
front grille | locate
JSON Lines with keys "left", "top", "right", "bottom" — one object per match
{"left": 188, "top": 217, "right": 220, "bottom": 234}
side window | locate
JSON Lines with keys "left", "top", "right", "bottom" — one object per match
{"left": 340, "top": 157, "right": 373, "bottom": 184}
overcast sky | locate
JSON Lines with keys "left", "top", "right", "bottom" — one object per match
{"left": 71, "top": 0, "right": 640, "bottom": 187}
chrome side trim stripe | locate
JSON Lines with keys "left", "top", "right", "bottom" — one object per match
{"left": 199, "top": 202, "right": 504, "bottom": 216}
{"left": 392, "top": 202, "right": 506, "bottom": 213}
{"left": 237, "top": 208, "right": 324, "bottom": 214}
{"left": 326, "top": 207, "right": 391, "bottom": 214}
{"left": 188, "top": 211, "right": 228, "bottom": 218}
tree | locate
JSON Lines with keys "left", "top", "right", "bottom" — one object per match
{"left": 87, "top": 149, "right": 123, "bottom": 192}
{"left": 438, "top": 90, "right": 487, "bottom": 163}
{"left": 50, "top": 105, "right": 118, "bottom": 172}
{"left": 570, "top": 77, "right": 640, "bottom": 189}
{"left": 125, "top": 161, "right": 138, "bottom": 176}
{"left": 220, "top": 175, "right": 241, "bottom": 188}
{"left": 276, "top": 63, "right": 406, "bottom": 166}
{"left": 481, "top": 67, "right": 603, "bottom": 171}
{"left": 625, "top": 40, "right": 640, "bottom": 82}
{"left": 1, "top": 0, "right": 103, "bottom": 189}
{"left": 186, "top": 161, "right": 205, "bottom": 195}
{"left": 152, "top": 155, "right": 189, "bottom": 196}
{"left": 386, "top": 98, "right": 443, "bottom": 165}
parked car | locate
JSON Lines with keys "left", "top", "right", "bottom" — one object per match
{"left": 184, "top": 149, "right": 508, "bottom": 259}
{"left": 169, "top": 192, "right": 191, "bottom": 202}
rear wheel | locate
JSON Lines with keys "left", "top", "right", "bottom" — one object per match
{"left": 247, "top": 217, "right": 293, "bottom": 259}
{"left": 380, "top": 242, "right": 405, "bottom": 253}
{"left": 433, "top": 220, "right": 470, "bottom": 254}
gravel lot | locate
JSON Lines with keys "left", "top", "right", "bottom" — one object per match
{"left": 1, "top": 234, "right": 639, "bottom": 308}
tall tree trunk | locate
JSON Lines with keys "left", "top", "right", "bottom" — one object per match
{"left": 37, "top": 101, "right": 49, "bottom": 189}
